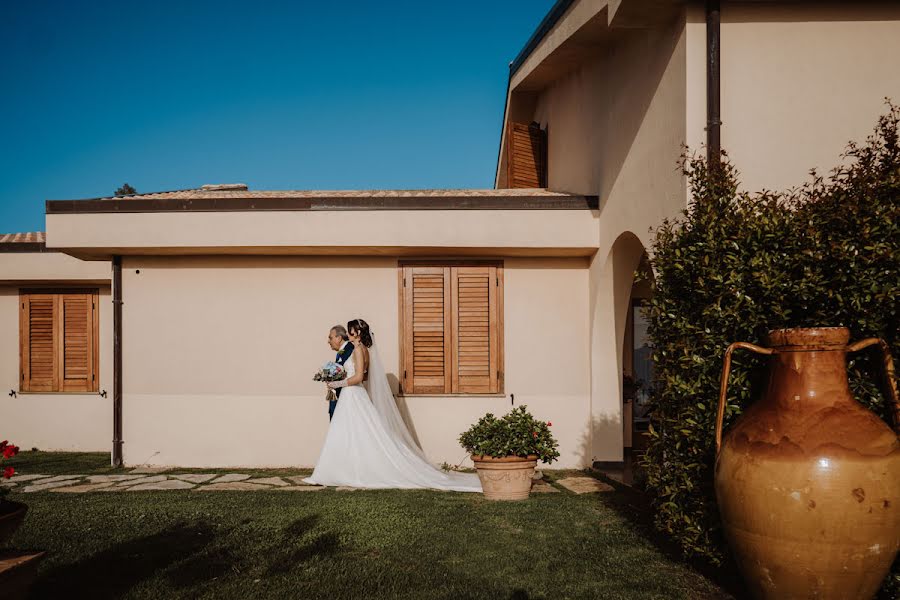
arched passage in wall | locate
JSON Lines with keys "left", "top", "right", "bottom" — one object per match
{"left": 621, "top": 252, "right": 654, "bottom": 463}
{"left": 588, "top": 231, "right": 651, "bottom": 466}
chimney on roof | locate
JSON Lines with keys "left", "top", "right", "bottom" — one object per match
{"left": 200, "top": 183, "right": 248, "bottom": 191}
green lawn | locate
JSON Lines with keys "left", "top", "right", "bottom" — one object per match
{"left": 4, "top": 453, "right": 737, "bottom": 599}
{"left": 3, "top": 450, "right": 316, "bottom": 479}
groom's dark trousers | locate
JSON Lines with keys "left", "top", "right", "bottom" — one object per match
{"left": 329, "top": 342, "right": 354, "bottom": 421}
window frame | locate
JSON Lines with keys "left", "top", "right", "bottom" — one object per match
{"left": 19, "top": 288, "right": 100, "bottom": 394}
{"left": 398, "top": 260, "right": 505, "bottom": 397}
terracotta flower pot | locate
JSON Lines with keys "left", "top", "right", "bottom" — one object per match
{"left": 0, "top": 550, "right": 45, "bottom": 600}
{"left": 472, "top": 455, "right": 538, "bottom": 501}
{"left": 715, "top": 327, "right": 900, "bottom": 600}
{"left": 0, "top": 501, "right": 28, "bottom": 548}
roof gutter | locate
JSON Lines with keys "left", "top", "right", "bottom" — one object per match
{"left": 46, "top": 195, "right": 599, "bottom": 213}
{"left": 494, "top": 74, "right": 511, "bottom": 188}
{"left": 0, "top": 242, "right": 52, "bottom": 253}
{"left": 112, "top": 255, "right": 123, "bottom": 468}
{"left": 509, "top": 0, "right": 577, "bottom": 77}
{"left": 706, "top": 0, "right": 721, "bottom": 169}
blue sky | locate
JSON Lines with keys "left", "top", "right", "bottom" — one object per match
{"left": 0, "top": 0, "right": 553, "bottom": 233}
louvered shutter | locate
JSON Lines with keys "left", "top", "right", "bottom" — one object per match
{"left": 20, "top": 291, "right": 98, "bottom": 393}
{"left": 450, "top": 266, "right": 502, "bottom": 394}
{"left": 21, "top": 294, "right": 57, "bottom": 392}
{"left": 402, "top": 266, "right": 452, "bottom": 394}
{"left": 506, "top": 121, "right": 547, "bottom": 188}
{"left": 59, "top": 293, "right": 95, "bottom": 392}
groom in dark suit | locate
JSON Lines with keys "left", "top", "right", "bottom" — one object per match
{"left": 327, "top": 325, "right": 354, "bottom": 421}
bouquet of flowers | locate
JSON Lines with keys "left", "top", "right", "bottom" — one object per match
{"left": 314, "top": 361, "right": 346, "bottom": 402}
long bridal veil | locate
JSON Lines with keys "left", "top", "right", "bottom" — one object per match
{"left": 365, "top": 342, "right": 481, "bottom": 490}
{"left": 365, "top": 342, "right": 430, "bottom": 462}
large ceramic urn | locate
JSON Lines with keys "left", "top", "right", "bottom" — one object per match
{"left": 715, "top": 327, "right": 900, "bottom": 599}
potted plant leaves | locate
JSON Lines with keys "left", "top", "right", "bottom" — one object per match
{"left": 459, "top": 406, "right": 559, "bottom": 500}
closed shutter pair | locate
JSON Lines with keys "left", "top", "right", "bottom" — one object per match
{"left": 401, "top": 265, "right": 503, "bottom": 395}
{"left": 20, "top": 291, "right": 98, "bottom": 392}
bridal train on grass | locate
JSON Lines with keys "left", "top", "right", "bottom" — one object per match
{"left": 303, "top": 340, "right": 481, "bottom": 492}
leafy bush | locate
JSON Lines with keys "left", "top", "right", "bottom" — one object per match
{"left": 459, "top": 406, "right": 560, "bottom": 464}
{"left": 640, "top": 103, "right": 899, "bottom": 592}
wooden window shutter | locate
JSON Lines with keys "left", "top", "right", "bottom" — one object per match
{"left": 59, "top": 293, "right": 96, "bottom": 392}
{"left": 20, "top": 294, "right": 58, "bottom": 392}
{"left": 402, "top": 266, "right": 452, "bottom": 394}
{"left": 20, "top": 291, "right": 98, "bottom": 393}
{"left": 450, "top": 265, "right": 503, "bottom": 394}
{"left": 506, "top": 121, "right": 547, "bottom": 188}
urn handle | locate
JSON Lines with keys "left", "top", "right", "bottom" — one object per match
{"left": 715, "top": 342, "right": 775, "bottom": 454}
{"left": 847, "top": 338, "right": 900, "bottom": 433}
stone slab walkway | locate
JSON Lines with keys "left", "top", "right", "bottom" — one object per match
{"left": 556, "top": 477, "right": 614, "bottom": 494}
{"left": 3, "top": 470, "right": 607, "bottom": 495}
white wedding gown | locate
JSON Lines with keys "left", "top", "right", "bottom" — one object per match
{"left": 303, "top": 343, "right": 482, "bottom": 492}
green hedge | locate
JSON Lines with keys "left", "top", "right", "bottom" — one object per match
{"left": 640, "top": 103, "right": 899, "bottom": 594}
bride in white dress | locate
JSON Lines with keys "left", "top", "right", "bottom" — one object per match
{"left": 303, "top": 319, "right": 481, "bottom": 492}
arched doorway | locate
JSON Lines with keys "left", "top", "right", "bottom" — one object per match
{"left": 589, "top": 231, "right": 653, "bottom": 483}
{"left": 622, "top": 253, "right": 654, "bottom": 468}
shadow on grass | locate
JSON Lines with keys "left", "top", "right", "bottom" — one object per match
{"left": 590, "top": 475, "right": 748, "bottom": 600}
{"left": 265, "top": 515, "right": 341, "bottom": 575}
{"left": 6, "top": 451, "right": 112, "bottom": 476}
{"left": 30, "top": 514, "right": 343, "bottom": 597}
{"left": 31, "top": 521, "right": 217, "bottom": 599}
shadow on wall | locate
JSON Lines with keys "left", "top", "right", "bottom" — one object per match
{"left": 576, "top": 413, "right": 623, "bottom": 468}
{"left": 722, "top": 3, "right": 900, "bottom": 23}
{"left": 387, "top": 372, "right": 424, "bottom": 450}
{"left": 600, "top": 14, "right": 684, "bottom": 211}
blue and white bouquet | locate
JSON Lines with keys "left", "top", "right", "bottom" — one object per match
{"left": 314, "top": 361, "right": 346, "bottom": 402}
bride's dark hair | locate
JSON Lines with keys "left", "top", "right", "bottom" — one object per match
{"left": 347, "top": 319, "right": 373, "bottom": 348}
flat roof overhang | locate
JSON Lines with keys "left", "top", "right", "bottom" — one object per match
{"left": 45, "top": 193, "right": 601, "bottom": 261}
{"left": 0, "top": 250, "right": 112, "bottom": 284}
{"left": 495, "top": 0, "right": 684, "bottom": 185}
{"left": 510, "top": 0, "right": 686, "bottom": 89}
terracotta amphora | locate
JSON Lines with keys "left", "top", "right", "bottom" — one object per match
{"left": 715, "top": 327, "right": 900, "bottom": 600}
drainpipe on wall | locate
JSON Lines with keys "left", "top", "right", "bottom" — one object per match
{"left": 706, "top": 0, "right": 721, "bottom": 169}
{"left": 112, "top": 256, "right": 123, "bottom": 467}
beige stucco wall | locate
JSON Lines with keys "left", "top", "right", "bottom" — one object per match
{"left": 0, "top": 252, "right": 110, "bottom": 282}
{"left": 509, "top": 0, "right": 900, "bottom": 463}
{"left": 120, "top": 255, "right": 591, "bottom": 469}
{"left": 46, "top": 210, "right": 599, "bottom": 256}
{"left": 0, "top": 285, "right": 113, "bottom": 453}
{"left": 687, "top": 2, "right": 900, "bottom": 192}
{"left": 522, "top": 11, "right": 688, "bottom": 462}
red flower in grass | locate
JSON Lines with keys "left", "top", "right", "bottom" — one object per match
{"left": 2, "top": 445, "right": 18, "bottom": 459}
{"left": 547, "top": 422, "right": 552, "bottom": 427}
{"left": 2, "top": 467, "right": 14, "bottom": 479}
{"left": 532, "top": 431, "right": 538, "bottom": 439}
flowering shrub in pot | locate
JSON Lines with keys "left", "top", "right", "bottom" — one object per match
{"left": 0, "top": 440, "right": 26, "bottom": 546}
{"left": 459, "top": 406, "right": 559, "bottom": 500}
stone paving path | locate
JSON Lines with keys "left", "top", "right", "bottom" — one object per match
{"left": 1, "top": 470, "right": 614, "bottom": 494}
{"left": 556, "top": 477, "right": 615, "bottom": 494}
